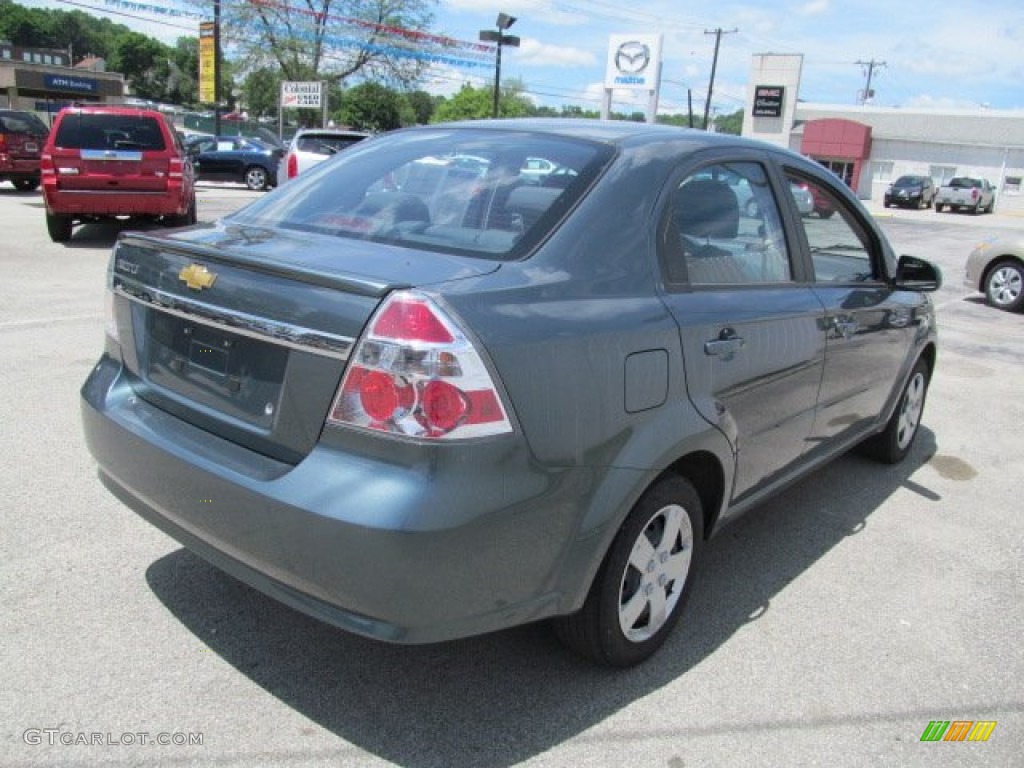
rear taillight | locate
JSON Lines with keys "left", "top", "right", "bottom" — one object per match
{"left": 286, "top": 152, "right": 298, "bottom": 179}
{"left": 168, "top": 156, "right": 183, "bottom": 179}
{"left": 0, "top": 134, "right": 6, "bottom": 151}
{"left": 40, "top": 152, "right": 54, "bottom": 176}
{"left": 971, "top": 188, "right": 980, "bottom": 200}
{"left": 327, "top": 290, "right": 513, "bottom": 440}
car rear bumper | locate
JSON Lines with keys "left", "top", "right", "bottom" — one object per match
{"left": 81, "top": 353, "right": 604, "bottom": 644}
{"left": 43, "top": 185, "right": 187, "bottom": 217}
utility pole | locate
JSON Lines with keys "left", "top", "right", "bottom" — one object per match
{"left": 703, "top": 27, "right": 737, "bottom": 130}
{"left": 855, "top": 59, "right": 885, "bottom": 105}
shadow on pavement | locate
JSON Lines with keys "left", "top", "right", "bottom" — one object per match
{"left": 146, "top": 430, "right": 939, "bottom": 768}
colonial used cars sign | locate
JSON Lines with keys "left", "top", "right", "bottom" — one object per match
{"left": 753, "top": 85, "right": 785, "bottom": 117}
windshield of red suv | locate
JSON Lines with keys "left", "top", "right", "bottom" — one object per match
{"left": 53, "top": 113, "right": 167, "bottom": 151}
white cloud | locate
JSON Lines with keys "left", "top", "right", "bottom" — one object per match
{"left": 798, "top": 0, "right": 830, "bottom": 16}
{"left": 440, "top": 0, "right": 586, "bottom": 27}
{"left": 513, "top": 38, "right": 597, "bottom": 68}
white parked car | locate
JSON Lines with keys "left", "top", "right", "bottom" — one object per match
{"left": 280, "top": 128, "right": 369, "bottom": 182}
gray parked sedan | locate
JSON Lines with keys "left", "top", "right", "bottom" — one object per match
{"left": 82, "top": 119, "right": 941, "bottom": 666}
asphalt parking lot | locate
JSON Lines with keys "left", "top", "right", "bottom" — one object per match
{"left": 1, "top": 182, "right": 1020, "bottom": 768}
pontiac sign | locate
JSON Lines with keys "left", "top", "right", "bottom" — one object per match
{"left": 752, "top": 85, "right": 785, "bottom": 117}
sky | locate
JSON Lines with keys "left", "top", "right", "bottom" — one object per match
{"left": 15, "top": 0, "right": 1024, "bottom": 115}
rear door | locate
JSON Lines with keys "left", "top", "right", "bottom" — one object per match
{"left": 659, "top": 154, "right": 827, "bottom": 502}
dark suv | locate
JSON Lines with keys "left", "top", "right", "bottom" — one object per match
{"left": 41, "top": 104, "right": 196, "bottom": 242}
{"left": 0, "top": 109, "right": 50, "bottom": 191}
{"left": 883, "top": 175, "right": 936, "bottom": 209}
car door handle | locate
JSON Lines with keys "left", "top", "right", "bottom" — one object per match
{"left": 704, "top": 329, "right": 746, "bottom": 360}
{"left": 828, "top": 317, "right": 859, "bottom": 339}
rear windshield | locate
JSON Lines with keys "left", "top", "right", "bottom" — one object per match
{"left": 0, "top": 111, "right": 49, "bottom": 137}
{"left": 54, "top": 113, "right": 167, "bottom": 151}
{"left": 295, "top": 133, "right": 366, "bottom": 156}
{"left": 232, "top": 127, "right": 614, "bottom": 259}
{"left": 948, "top": 177, "right": 980, "bottom": 188}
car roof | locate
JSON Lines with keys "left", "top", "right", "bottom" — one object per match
{"left": 401, "top": 117, "right": 774, "bottom": 153}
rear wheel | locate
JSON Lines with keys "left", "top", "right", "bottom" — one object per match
{"left": 984, "top": 260, "right": 1024, "bottom": 312}
{"left": 553, "top": 475, "right": 703, "bottom": 666}
{"left": 244, "top": 166, "right": 269, "bottom": 190}
{"left": 45, "top": 212, "right": 73, "bottom": 242}
{"left": 859, "top": 358, "right": 930, "bottom": 464}
{"left": 12, "top": 178, "right": 39, "bottom": 192}
{"left": 934, "top": 202, "right": 943, "bottom": 212}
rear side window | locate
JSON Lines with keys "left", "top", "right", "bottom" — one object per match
{"left": 54, "top": 114, "right": 167, "bottom": 151}
{"left": 664, "top": 162, "right": 792, "bottom": 285}
{"left": 0, "top": 111, "right": 48, "bottom": 136}
{"left": 232, "top": 128, "right": 613, "bottom": 260}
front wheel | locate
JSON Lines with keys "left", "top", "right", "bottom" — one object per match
{"left": 244, "top": 166, "right": 269, "bottom": 191}
{"left": 984, "top": 260, "right": 1024, "bottom": 312}
{"left": 859, "top": 359, "right": 930, "bottom": 464}
{"left": 553, "top": 475, "right": 703, "bottom": 666}
{"left": 934, "top": 203, "right": 943, "bottom": 212}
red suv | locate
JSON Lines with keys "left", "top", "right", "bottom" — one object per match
{"left": 0, "top": 109, "right": 49, "bottom": 192}
{"left": 41, "top": 104, "right": 196, "bottom": 242}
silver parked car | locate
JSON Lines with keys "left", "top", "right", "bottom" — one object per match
{"left": 965, "top": 237, "right": 1024, "bottom": 312}
{"left": 279, "top": 127, "right": 369, "bottom": 182}
{"left": 82, "top": 119, "right": 941, "bottom": 666}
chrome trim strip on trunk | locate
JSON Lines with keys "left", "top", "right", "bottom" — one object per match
{"left": 112, "top": 280, "right": 354, "bottom": 361}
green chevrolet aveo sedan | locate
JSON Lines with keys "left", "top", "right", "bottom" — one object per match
{"left": 82, "top": 119, "right": 940, "bottom": 666}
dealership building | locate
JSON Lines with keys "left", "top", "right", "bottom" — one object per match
{"left": 742, "top": 53, "right": 1024, "bottom": 214}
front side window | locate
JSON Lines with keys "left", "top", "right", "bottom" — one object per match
{"left": 665, "top": 162, "right": 792, "bottom": 285}
{"left": 231, "top": 128, "right": 613, "bottom": 259}
{"left": 787, "top": 172, "right": 879, "bottom": 283}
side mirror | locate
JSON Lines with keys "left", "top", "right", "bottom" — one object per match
{"left": 894, "top": 254, "right": 942, "bottom": 292}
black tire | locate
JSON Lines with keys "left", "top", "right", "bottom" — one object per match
{"left": 983, "top": 259, "right": 1024, "bottom": 312}
{"left": 972, "top": 200, "right": 981, "bottom": 215}
{"left": 817, "top": 208, "right": 834, "bottom": 219}
{"left": 45, "top": 212, "right": 73, "bottom": 242}
{"left": 13, "top": 178, "right": 39, "bottom": 192}
{"left": 934, "top": 203, "right": 943, "bottom": 212}
{"left": 244, "top": 165, "right": 269, "bottom": 190}
{"left": 859, "top": 358, "right": 930, "bottom": 464}
{"left": 553, "top": 475, "right": 704, "bottom": 667}
{"left": 883, "top": 200, "right": 890, "bottom": 209}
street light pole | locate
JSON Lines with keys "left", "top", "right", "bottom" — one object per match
{"left": 480, "top": 13, "right": 520, "bottom": 119}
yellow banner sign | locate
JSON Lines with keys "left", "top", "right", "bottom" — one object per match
{"left": 199, "top": 22, "right": 215, "bottom": 105}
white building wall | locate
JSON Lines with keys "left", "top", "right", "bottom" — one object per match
{"left": 742, "top": 54, "right": 803, "bottom": 148}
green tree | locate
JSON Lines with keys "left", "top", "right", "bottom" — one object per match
{"left": 714, "top": 109, "right": 744, "bottom": 135}
{"left": 432, "top": 82, "right": 532, "bottom": 122}
{"left": 404, "top": 89, "right": 435, "bottom": 125}
{"left": 242, "top": 67, "right": 282, "bottom": 118}
{"left": 337, "top": 81, "right": 413, "bottom": 132}
{"left": 108, "top": 31, "right": 172, "bottom": 101}
{"left": 202, "top": 0, "right": 437, "bottom": 87}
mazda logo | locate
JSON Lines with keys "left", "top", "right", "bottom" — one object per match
{"left": 615, "top": 42, "right": 651, "bottom": 74}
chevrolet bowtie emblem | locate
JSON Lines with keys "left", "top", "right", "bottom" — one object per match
{"left": 179, "top": 263, "right": 217, "bottom": 291}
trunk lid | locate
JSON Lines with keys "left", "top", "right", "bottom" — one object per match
{"left": 110, "top": 222, "right": 499, "bottom": 463}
